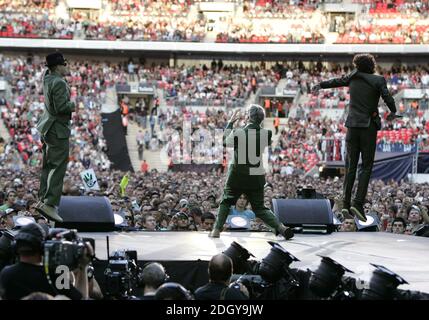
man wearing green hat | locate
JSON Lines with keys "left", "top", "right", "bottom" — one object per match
{"left": 35, "top": 52, "right": 75, "bottom": 222}
{"left": 209, "top": 105, "right": 294, "bottom": 240}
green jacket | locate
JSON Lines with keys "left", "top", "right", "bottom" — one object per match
{"left": 37, "top": 70, "right": 75, "bottom": 138}
{"left": 224, "top": 121, "right": 272, "bottom": 191}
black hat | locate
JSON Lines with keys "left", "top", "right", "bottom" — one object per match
{"left": 15, "top": 222, "right": 46, "bottom": 248}
{"left": 45, "top": 52, "right": 67, "bottom": 67}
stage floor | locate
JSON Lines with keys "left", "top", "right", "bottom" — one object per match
{"left": 80, "top": 231, "right": 429, "bottom": 293}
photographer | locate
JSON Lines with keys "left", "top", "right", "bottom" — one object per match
{"left": 0, "top": 223, "right": 91, "bottom": 300}
{"left": 194, "top": 254, "right": 249, "bottom": 300}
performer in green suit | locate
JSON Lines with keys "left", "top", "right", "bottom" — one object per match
{"left": 209, "top": 105, "right": 294, "bottom": 240}
{"left": 35, "top": 52, "right": 75, "bottom": 222}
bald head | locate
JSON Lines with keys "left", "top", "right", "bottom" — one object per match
{"left": 209, "top": 254, "right": 233, "bottom": 283}
{"left": 141, "top": 262, "right": 167, "bottom": 289}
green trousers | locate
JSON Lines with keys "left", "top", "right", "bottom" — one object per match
{"left": 214, "top": 186, "right": 281, "bottom": 232}
{"left": 38, "top": 126, "right": 69, "bottom": 207}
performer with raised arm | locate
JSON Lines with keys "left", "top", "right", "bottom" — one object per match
{"left": 35, "top": 52, "right": 75, "bottom": 222}
{"left": 312, "top": 54, "right": 398, "bottom": 222}
{"left": 209, "top": 105, "right": 294, "bottom": 240}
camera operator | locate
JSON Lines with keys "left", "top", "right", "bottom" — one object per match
{"left": 0, "top": 209, "right": 20, "bottom": 272}
{"left": 0, "top": 223, "right": 91, "bottom": 300}
{"left": 194, "top": 254, "right": 249, "bottom": 300}
{"left": 140, "top": 262, "right": 168, "bottom": 300}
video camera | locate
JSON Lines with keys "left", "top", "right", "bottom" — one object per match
{"left": 104, "top": 249, "right": 141, "bottom": 299}
{"left": 296, "top": 186, "right": 317, "bottom": 199}
{"left": 44, "top": 229, "right": 89, "bottom": 271}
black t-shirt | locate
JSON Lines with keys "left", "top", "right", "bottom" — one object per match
{"left": 0, "top": 262, "right": 82, "bottom": 300}
{"left": 194, "top": 282, "right": 248, "bottom": 300}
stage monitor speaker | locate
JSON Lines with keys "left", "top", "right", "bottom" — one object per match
{"left": 272, "top": 199, "right": 334, "bottom": 234}
{"left": 57, "top": 196, "right": 115, "bottom": 232}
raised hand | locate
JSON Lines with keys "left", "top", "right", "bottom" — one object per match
{"left": 229, "top": 109, "right": 241, "bottom": 123}
{"left": 311, "top": 84, "right": 321, "bottom": 94}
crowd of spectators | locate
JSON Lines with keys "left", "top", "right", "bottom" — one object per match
{"left": 216, "top": 1, "right": 326, "bottom": 44}
{"left": 242, "top": 0, "right": 319, "bottom": 19}
{"left": 337, "top": 1, "right": 429, "bottom": 44}
{"left": 107, "top": 0, "right": 192, "bottom": 17}
{"left": 0, "top": 0, "right": 56, "bottom": 12}
{"left": 2, "top": 0, "right": 429, "bottom": 44}
{"left": 161, "top": 63, "right": 279, "bottom": 107}
{"left": 127, "top": 61, "right": 279, "bottom": 108}
{"left": 1, "top": 162, "right": 429, "bottom": 237}
{"left": 0, "top": 0, "right": 206, "bottom": 41}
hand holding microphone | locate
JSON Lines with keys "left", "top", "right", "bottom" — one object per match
{"left": 386, "top": 113, "right": 402, "bottom": 121}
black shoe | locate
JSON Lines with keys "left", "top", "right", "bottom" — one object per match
{"left": 278, "top": 224, "right": 294, "bottom": 240}
{"left": 35, "top": 202, "right": 63, "bottom": 223}
{"left": 350, "top": 205, "right": 367, "bottom": 222}
{"left": 208, "top": 229, "right": 220, "bottom": 238}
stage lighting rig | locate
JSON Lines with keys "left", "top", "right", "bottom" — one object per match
{"left": 309, "top": 256, "right": 356, "bottom": 300}
{"left": 258, "top": 241, "right": 300, "bottom": 283}
{"left": 361, "top": 264, "right": 408, "bottom": 300}
{"left": 222, "top": 241, "right": 256, "bottom": 274}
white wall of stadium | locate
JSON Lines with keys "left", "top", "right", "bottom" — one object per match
{"left": 2, "top": 39, "right": 429, "bottom": 54}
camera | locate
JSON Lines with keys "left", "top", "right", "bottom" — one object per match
{"left": 44, "top": 229, "right": 87, "bottom": 270}
{"left": 104, "top": 249, "right": 141, "bottom": 299}
{"left": 229, "top": 274, "right": 267, "bottom": 299}
{"left": 296, "top": 186, "right": 317, "bottom": 199}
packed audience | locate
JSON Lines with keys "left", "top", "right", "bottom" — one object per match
{"left": 1, "top": 162, "right": 429, "bottom": 236}
{"left": 160, "top": 63, "right": 279, "bottom": 107}
{"left": 337, "top": 1, "right": 429, "bottom": 44}
{"left": 0, "top": 0, "right": 206, "bottom": 41}
{"left": 107, "top": 0, "right": 191, "bottom": 17}
{"left": 216, "top": 0, "right": 326, "bottom": 44}
{"left": 126, "top": 61, "right": 279, "bottom": 107}
{"left": 2, "top": 0, "right": 429, "bottom": 44}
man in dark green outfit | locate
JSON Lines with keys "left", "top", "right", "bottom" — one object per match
{"left": 209, "top": 105, "right": 294, "bottom": 240}
{"left": 35, "top": 52, "right": 75, "bottom": 222}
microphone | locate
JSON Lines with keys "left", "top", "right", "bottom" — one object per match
{"left": 386, "top": 113, "right": 403, "bottom": 121}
